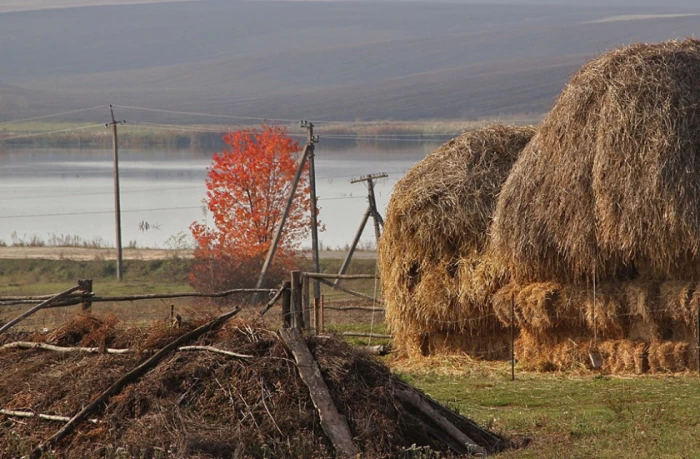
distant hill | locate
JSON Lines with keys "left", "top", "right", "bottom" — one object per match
{"left": 1, "top": 0, "right": 700, "bottom": 123}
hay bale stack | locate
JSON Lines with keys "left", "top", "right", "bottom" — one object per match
{"left": 492, "top": 39, "right": 700, "bottom": 284}
{"left": 379, "top": 124, "right": 535, "bottom": 357}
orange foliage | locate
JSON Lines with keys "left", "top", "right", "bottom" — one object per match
{"left": 190, "top": 124, "right": 313, "bottom": 291}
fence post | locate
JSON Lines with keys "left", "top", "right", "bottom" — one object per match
{"left": 290, "top": 271, "right": 304, "bottom": 330}
{"left": 313, "top": 297, "right": 320, "bottom": 336}
{"left": 281, "top": 281, "right": 292, "bottom": 328}
{"left": 302, "top": 274, "right": 311, "bottom": 333}
{"left": 79, "top": 279, "right": 93, "bottom": 311}
{"left": 319, "top": 295, "right": 325, "bottom": 334}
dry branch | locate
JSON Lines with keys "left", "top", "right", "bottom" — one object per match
{"left": 0, "top": 285, "right": 82, "bottom": 336}
{"left": 177, "top": 345, "right": 252, "bottom": 359}
{"left": 32, "top": 306, "right": 241, "bottom": 457}
{"left": 279, "top": 328, "right": 360, "bottom": 458}
{"left": 0, "top": 409, "right": 98, "bottom": 424}
{"left": 324, "top": 306, "right": 385, "bottom": 312}
{"left": 258, "top": 284, "right": 286, "bottom": 316}
{"left": 0, "top": 342, "right": 132, "bottom": 354}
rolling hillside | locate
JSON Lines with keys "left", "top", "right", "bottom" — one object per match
{"left": 1, "top": 0, "right": 700, "bottom": 123}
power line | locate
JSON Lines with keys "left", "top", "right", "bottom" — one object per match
{"left": 0, "top": 106, "right": 105, "bottom": 126}
{"left": 0, "top": 205, "right": 203, "bottom": 220}
{"left": 113, "top": 105, "right": 300, "bottom": 124}
{"left": 0, "top": 124, "right": 105, "bottom": 142}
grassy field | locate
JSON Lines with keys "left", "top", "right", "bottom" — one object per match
{"left": 398, "top": 360, "right": 700, "bottom": 458}
{"left": 2, "top": 256, "right": 699, "bottom": 457}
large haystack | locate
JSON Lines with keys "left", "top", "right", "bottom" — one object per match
{"left": 379, "top": 124, "right": 535, "bottom": 357}
{"left": 489, "top": 39, "right": 700, "bottom": 372}
{"left": 492, "top": 39, "right": 700, "bottom": 284}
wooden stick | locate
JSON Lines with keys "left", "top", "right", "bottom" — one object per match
{"left": 305, "top": 273, "right": 377, "bottom": 280}
{"left": 280, "top": 328, "right": 360, "bottom": 458}
{"left": 316, "top": 277, "right": 382, "bottom": 303}
{"left": 0, "top": 409, "right": 98, "bottom": 424}
{"left": 0, "top": 342, "right": 132, "bottom": 354}
{"left": 258, "top": 284, "right": 286, "bottom": 316}
{"left": 32, "top": 306, "right": 241, "bottom": 457}
{"left": 177, "top": 346, "right": 252, "bottom": 359}
{"left": 0, "top": 285, "right": 81, "bottom": 337}
{"left": 341, "top": 332, "right": 391, "bottom": 339}
{"left": 395, "top": 388, "right": 486, "bottom": 456}
{"left": 324, "top": 306, "right": 386, "bottom": 312}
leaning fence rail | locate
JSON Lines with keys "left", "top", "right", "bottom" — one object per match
{"left": 0, "top": 288, "right": 278, "bottom": 308}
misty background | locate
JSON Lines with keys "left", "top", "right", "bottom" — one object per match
{"left": 1, "top": 0, "right": 700, "bottom": 123}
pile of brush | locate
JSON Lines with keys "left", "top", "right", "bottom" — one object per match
{"left": 0, "top": 314, "right": 505, "bottom": 457}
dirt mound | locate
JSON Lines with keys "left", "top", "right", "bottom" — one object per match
{"left": 0, "top": 315, "right": 504, "bottom": 457}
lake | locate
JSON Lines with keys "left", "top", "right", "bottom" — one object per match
{"left": 0, "top": 140, "right": 442, "bottom": 250}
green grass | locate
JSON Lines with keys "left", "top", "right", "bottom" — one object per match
{"left": 400, "top": 365, "right": 700, "bottom": 458}
{"left": 0, "top": 258, "right": 192, "bottom": 296}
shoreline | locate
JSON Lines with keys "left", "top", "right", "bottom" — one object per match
{"left": 0, "top": 247, "right": 377, "bottom": 261}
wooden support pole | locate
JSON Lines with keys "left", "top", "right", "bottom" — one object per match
{"left": 0, "top": 285, "right": 82, "bottom": 337}
{"left": 304, "top": 121, "right": 321, "bottom": 300}
{"left": 280, "top": 328, "right": 360, "bottom": 458}
{"left": 253, "top": 145, "right": 311, "bottom": 300}
{"left": 334, "top": 207, "right": 371, "bottom": 287}
{"left": 107, "top": 105, "right": 125, "bottom": 281}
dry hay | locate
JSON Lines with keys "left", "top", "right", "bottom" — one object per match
{"left": 517, "top": 333, "right": 695, "bottom": 373}
{"left": 492, "top": 38, "right": 700, "bottom": 284}
{"left": 0, "top": 314, "right": 504, "bottom": 457}
{"left": 498, "top": 279, "right": 699, "bottom": 373}
{"left": 379, "top": 124, "right": 535, "bottom": 357}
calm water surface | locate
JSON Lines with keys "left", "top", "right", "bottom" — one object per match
{"left": 0, "top": 141, "right": 439, "bottom": 249}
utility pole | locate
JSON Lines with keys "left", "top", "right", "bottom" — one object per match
{"left": 302, "top": 120, "right": 321, "bottom": 299}
{"left": 106, "top": 105, "right": 125, "bottom": 281}
{"left": 334, "top": 173, "right": 387, "bottom": 287}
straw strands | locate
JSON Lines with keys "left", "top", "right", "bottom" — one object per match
{"left": 492, "top": 38, "right": 700, "bottom": 284}
{"left": 379, "top": 124, "right": 535, "bottom": 357}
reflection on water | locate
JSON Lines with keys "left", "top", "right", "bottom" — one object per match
{"left": 0, "top": 140, "right": 439, "bottom": 248}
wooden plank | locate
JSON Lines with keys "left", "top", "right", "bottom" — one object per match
{"left": 395, "top": 388, "right": 486, "bottom": 456}
{"left": 279, "top": 328, "right": 360, "bottom": 458}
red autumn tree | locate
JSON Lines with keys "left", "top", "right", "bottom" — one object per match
{"left": 190, "top": 124, "right": 312, "bottom": 293}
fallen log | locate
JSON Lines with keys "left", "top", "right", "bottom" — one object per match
{"left": 32, "top": 306, "right": 241, "bottom": 458}
{"left": 280, "top": 328, "right": 360, "bottom": 458}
